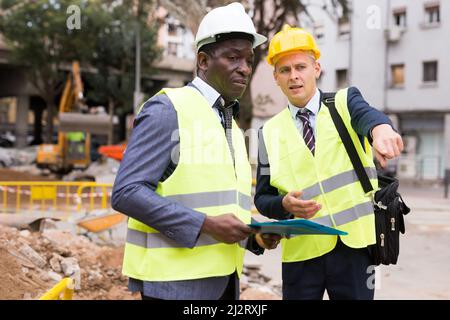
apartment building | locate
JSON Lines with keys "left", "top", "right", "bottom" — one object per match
{"left": 152, "top": 6, "right": 195, "bottom": 89}
{"left": 0, "top": 6, "right": 196, "bottom": 147}
{"left": 250, "top": 0, "right": 450, "bottom": 181}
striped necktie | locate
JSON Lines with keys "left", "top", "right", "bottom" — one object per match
{"left": 215, "top": 97, "right": 235, "bottom": 162}
{"left": 296, "top": 109, "right": 315, "bottom": 155}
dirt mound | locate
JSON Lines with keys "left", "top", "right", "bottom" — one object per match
{"left": 0, "top": 225, "right": 138, "bottom": 300}
{"left": 0, "top": 246, "right": 50, "bottom": 300}
{"left": 0, "top": 216, "right": 280, "bottom": 300}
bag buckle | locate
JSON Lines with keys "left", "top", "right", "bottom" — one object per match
{"left": 374, "top": 201, "right": 388, "bottom": 210}
{"left": 370, "top": 192, "right": 388, "bottom": 210}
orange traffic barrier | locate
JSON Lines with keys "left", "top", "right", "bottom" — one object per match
{"left": 98, "top": 144, "right": 127, "bottom": 161}
{"left": 77, "top": 212, "right": 126, "bottom": 233}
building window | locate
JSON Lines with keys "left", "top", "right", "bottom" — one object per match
{"left": 167, "top": 42, "right": 179, "bottom": 57}
{"left": 424, "top": 2, "right": 440, "bottom": 24}
{"left": 314, "top": 23, "right": 325, "bottom": 41}
{"left": 391, "top": 64, "right": 405, "bottom": 87}
{"left": 393, "top": 8, "right": 407, "bottom": 27}
{"left": 336, "top": 69, "right": 348, "bottom": 89}
{"left": 168, "top": 23, "right": 178, "bottom": 36}
{"left": 0, "top": 100, "right": 9, "bottom": 125}
{"left": 423, "top": 61, "right": 438, "bottom": 82}
{"left": 338, "top": 17, "right": 350, "bottom": 37}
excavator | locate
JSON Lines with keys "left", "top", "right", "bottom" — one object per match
{"left": 36, "top": 61, "right": 91, "bottom": 173}
{"left": 34, "top": 62, "right": 125, "bottom": 237}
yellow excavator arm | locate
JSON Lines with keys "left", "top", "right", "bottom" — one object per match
{"left": 37, "top": 61, "right": 90, "bottom": 173}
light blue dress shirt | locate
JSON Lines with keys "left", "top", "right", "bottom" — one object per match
{"left": 287, "top": 88, "right": 320, "bottom": 135}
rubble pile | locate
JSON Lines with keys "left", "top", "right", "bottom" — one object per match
{"left": 0, "top": 222, "right": 282, "bottom": 300}
{"left": 240, "top": 262, "right": 281, "bottom": 300}
{"left": 0, "top": 146, "right": 38, "bottom": 168}
{"left": 0, "top": 165, "right": 281, "bottom": 300}
{"left": 0, "top": 224, "right": 138, "bottom": 300}
{"left": 0, "top": 150, "right": 119, "bottom": 183}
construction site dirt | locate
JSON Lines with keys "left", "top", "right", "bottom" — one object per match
{"left": 0, "top": 168, "right": 137, "bottom": 299}
{"left": 0, "top": 168, "right": 281, "bottom": 300}
{"left": 0, "top": 224, "right": 138, "bottom": 300}
{"left": 0, "top": 168, "right": 55, "bottom": 182}
{"left": 0, "top": 223, "right": 281, "bottom": 300}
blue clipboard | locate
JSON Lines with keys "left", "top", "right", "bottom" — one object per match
{"left": 248, "top": 219, "right": 348, "bottom": 237}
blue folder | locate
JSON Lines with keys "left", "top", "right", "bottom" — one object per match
{"left": 248, "top": 219, "right": 348, "bottom": 237}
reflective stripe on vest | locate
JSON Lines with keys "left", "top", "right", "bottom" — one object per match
{"left": 127, "top": 228, "right": 247, "bottom": 249}
{"left": 166, "top": 190, "right": 252, "bottom": 211}
{"left": 301, "top": 167, "right": 377, "bottom": 200}
{"left": 295, "top": 167, "right": 376, "bottom": 228}
{"left": 295, "top": 200, "right": 373, "bottom": 237}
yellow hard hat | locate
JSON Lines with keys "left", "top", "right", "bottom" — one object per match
{"left": 266, "top": 24, "right": 321, "bottom": 66}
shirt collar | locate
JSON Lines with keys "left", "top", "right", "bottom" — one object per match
{"left": 191, "top": 77, "right": 240, "bottom": 117}
{"left": 192, "top": 77, "right": 221, "bottom": 108}
{"left": 288, "top": 88, "right": 321, "bottom": 119}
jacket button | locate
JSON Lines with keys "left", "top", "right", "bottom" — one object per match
{"left": 165, "top": 230, "right": 174, "bottom": 238}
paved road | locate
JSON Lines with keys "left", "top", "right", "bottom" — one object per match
{"left": 245, "top": 182, "right": 450, "bottom": 300}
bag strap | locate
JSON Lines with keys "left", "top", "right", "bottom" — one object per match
{"left": 322, "top": 92, "right": 374, "bottom": 194}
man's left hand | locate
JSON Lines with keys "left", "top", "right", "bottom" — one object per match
{"left": 371, "top": 124, "right": 404, "bottom": 168}
{"left": 254, "top": 233, "right": 282, "bottom": 250}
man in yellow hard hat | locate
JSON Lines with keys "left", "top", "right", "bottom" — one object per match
{"left": 255, "top": 25, "right": 404, "bottom": 300}
{"left": 112, "top": 3, "right": 280, "bottom": 300}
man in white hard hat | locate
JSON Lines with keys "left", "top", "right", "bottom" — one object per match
{"left": 112, "top": 3, "right": 280, "bottom": 300}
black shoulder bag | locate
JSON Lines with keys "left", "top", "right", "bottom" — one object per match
{"left": 322, "top": 92, "right": 410, "bottom": 266}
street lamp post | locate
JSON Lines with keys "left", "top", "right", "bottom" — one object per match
{"left": 133, "top": 0, "right": 143, "bottom": 115}
{"left": 133, "top": 20, "right": 143, "bottom": 115}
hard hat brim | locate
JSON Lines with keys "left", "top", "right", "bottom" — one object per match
{"left": 196, "top": 32, "right": 267, "bottom": 51}
{"left": 253, "top": 33, "right": 268, "bottom": 48}
{"left": 268, "top": 48, "right": 320, "bottom": 66}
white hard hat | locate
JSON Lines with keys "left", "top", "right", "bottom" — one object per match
{"left": 194, "top": 2, "right": 267, "bottom": 51}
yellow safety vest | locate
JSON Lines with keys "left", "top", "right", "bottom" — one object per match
{"left": 262, "top": 88, "right": 378, "bottom": 263}
{"left": 122, "top": 87, "right": 252, "bottom": 281}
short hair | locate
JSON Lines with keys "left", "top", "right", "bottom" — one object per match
{"left": 303, "top": 50, "right": 317, "bottom": 62}
{"left": 198, "top": 42, "right": 219, "bottom": 57}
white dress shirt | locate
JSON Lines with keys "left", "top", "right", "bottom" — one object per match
{"left": 191, "top": 76, "right": 223, "bottom": 121}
